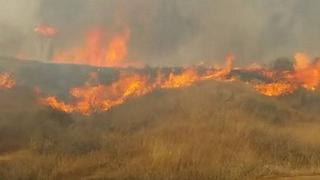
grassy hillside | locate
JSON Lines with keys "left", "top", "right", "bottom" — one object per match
{"left": 1, "top": 58, "right": 320, "bottom": 179}
{"left": 0, "top": 82, "right": 320, "bottom": 179}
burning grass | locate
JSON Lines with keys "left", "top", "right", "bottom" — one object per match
{"left": 1, "top": 55, "right": 320, "bottom": 179}
{"left": 1, "top": 81, "right": 320, "bottom": 179}
{"left": 39, "top": 55, "right": 235, "bottom": 115}
{"left": 255, "top": 82, "right": 297, "bottom": 97}
{"left": 35, "top": 53, "right": 320, "bottom": 115}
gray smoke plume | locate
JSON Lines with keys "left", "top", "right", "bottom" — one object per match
{"left": 1, "top": 0, "right": 320, "bottom": 66}
{"left": 0, "top": 0, "right": 40, "bottom": 57}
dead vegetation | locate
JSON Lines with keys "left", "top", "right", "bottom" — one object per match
{"left": 1, "top": 58, "right": 320, "bottom": 179}
{"left": 0, "top": 76, "right": 320, "bottom": 180}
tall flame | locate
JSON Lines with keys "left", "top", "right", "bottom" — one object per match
{"left": 292, "top": 53, "right": 320, "bottom": 90}
{"left": 104, "top": 29, "right": 130, "bottom": 67}
{"left": 254, "top": 53, "right": 320, "bottom": 96}
{"left": 54, "top": 28, "right": 137, "bottom": 67}
{"left": 202, "top": 54, "right": 234, "bottom": 80}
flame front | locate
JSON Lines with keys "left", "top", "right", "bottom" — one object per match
{"left": 41, "top": 56, "right": 235, "bottom": 115}
{"left": 160, "top": 69, "right": 200, "bottom": 89}
{"left": 37, "top": 53, "right": 320, "bottom": 115}
{"left": 255, "top": 82, "right": 297, "bottom": 97}
{"left": 0, "top": 73, "right": 16, "bottom": 89}
{"left": 254, "top": 53, "right": 320, "bottom": 96}
{"left": 41, "top": 72, "right": 153, "bottom": 115}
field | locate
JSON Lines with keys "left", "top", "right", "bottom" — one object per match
{"left": 1, "top": 58, "right": 320, "bottom": 180}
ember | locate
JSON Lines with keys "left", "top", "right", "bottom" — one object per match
{"left": 0, "top": 73, "right": 16, "bottom": 89}
{"left": 34, "top": 24, "right": 58, "bottom": 38}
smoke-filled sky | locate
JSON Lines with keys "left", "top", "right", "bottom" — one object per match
{"left": 1, "top": 0, "right": 320, "bottom": 66}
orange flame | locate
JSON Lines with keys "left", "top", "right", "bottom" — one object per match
{"left": 105, "top": 29, "right": 130, "bottom": 67}
{"left": 39, "top": 53, "right": 320, "bottom": 114}
{"left": 54, "top": 27, "right": 138, "bottom": 67}
{"left": 42, "top": 96, "right": 74, "bottom": 113}
{"left": 203, "top": 54, "right": 234, "bottom": 80}
{"left": 160, "top": 68, "right": 200, "bottom": 89}
{"left": 41, "top": 72, "right": 153, "bottom": 115}
{"left": 41, "top": 56, "right": 235, "bottom": 115}
{"left": 255, "top": 82, "right": 297, "bottom": 97}
{"left": 291, "top": 53, "right": 320, "bottom": 90}
{"left": 254, "top": 53, "right": 320, "bottom": 96}
{"left": 0, "top": 73, "right": 16, "bottom": 89}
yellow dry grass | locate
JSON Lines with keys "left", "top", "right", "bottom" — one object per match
{"left": 0, "top": 81, "right": 320, "bottom": 179}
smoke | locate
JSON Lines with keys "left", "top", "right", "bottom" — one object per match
{"left": 1, "top": 0, "right": 320, "bottom": 66}
{"left": 168, "top": 0, "right": 320, "bottom": 65}
{"left": 0, "top": 0, "right": 40, "bottom": 56}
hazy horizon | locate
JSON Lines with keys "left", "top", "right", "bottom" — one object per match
{"left": 1, "top": 0, "right": 320, "bottom": 66}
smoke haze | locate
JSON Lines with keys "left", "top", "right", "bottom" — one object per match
{"left": 1, "top": 0, "right": 320, "bottom": 66}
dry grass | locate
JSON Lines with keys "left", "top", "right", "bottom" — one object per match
{"left": 0, "top": 80, "right": 320, "bottom": 179}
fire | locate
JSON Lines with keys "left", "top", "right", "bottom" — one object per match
{"left": 294, "top": 53, "right": 311, "bottom": 70}
{"left": 255, "top": 82, "right": 296, "bottom": 97}
{"left": 0, "top": 73, "right": 16, "bottom": 89}
{"left": 254, "top": 53, "right": 320, "bottom": 96}
{"left": 159, "top": 56, "right": 235, "bottom": 89}
{"left": 203, "top": 54, "right": 234, "bottom": 80}
{"left": 291, "top": 53, "right": 320, "bottom": 90}
{"left": 54, "top": 27, "right": 137, "bottom": 67}
{"left": 160, "top": 68, "right": 200, "bottom": 89}
{"left": 34, "top": 24, "right": 58, "bottom": 38}
{"left": 41, "top": 72, "right": 153, "bottom": 115}
{"left": 42, "top": 96, "right": 74, "bottom": 113}
{"left": 105, "top": 29, "right": 130, "bottom": 67}
{"left": 37, "top": 52, "right": 320, "bottom": 114}
{"left": 41, "top": 56, "right": 235, "bottom": 115}
{"left": 30, "top": 23, "right": 320, "bottom": 100}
